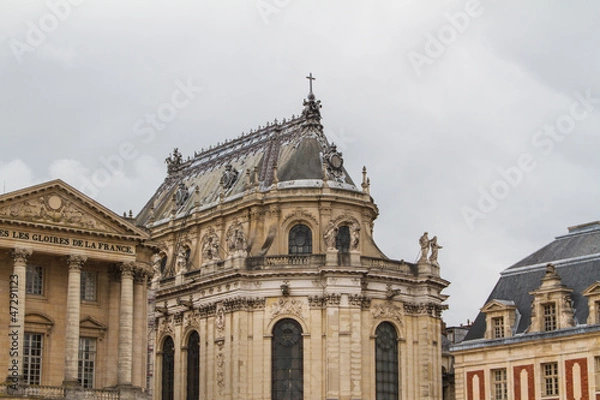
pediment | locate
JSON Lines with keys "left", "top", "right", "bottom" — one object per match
{"left": 80, "top": 316, "right": 107, "bottom": 331}
{"left": 481, "top": 299, "right": 516, "bottom": 313}
{"left": 0, "top": 180, "right": 147, "bottom": 239}
{"left": 25, "top": 312, "right": 54, "bottom": 326}
{"left": 582, "top": 281, "right": 600, "bottom": 297}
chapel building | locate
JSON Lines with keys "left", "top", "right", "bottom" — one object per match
{"left": 138, "top": 85, "right": 450, "bottom": 400}
{"left": 452, "top": 221, "right": 600, "bottom": 400}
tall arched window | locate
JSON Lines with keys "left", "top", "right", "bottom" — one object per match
{"left": 336, "top": 225, "right": 351, "bottom": 253}
{"left": 288, "top": 224, "right": 312, "bottom": 254}
{"left": 161, "top": 336, "right": 175, "bottom": 400}
{"left": 272, "top": 319, "right": 303, "bottom": 400}
{"left": 375, "top": 322, "right": 399, "bottom": 400}
{"left": 186, "top": 331, "right": 200, "bottom": 400}
{"left": 160, "top": 255, "right": 168, "bottom": 275}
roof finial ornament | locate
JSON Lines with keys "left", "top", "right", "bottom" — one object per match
{"left": 306, "top": 72, "right": 316, "bottom": 99}
{"left": 302, "top": 72, "right": 322, "bottom": 124}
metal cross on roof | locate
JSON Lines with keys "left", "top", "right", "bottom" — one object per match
{"left": 306, "top": 72, "right": 315, "bottom": 94}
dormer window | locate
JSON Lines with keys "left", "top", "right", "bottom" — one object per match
{"left": 492, "top": 317, "right": 504, "bottom": 339}
{"left": 481, "top": 299, "right": 517, "bottom": 340}
{"left": 543, "top": 303, "right": 557, "bottom": 331}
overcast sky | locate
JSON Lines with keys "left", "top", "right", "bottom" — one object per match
{"left": 1, "top": 1, "right": 599, "bottom": 326}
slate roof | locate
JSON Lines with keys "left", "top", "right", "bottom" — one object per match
{"left": 136, "top": 92, "right": 359, "bottom": 226}
{"left": 464, "top": 221, "right": 600, "bottom": 341}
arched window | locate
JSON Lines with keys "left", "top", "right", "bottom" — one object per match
{"left": 160, "top": 255, "right": 168, "bottom": 275}
{"left": 375, "top": 322, "right": 399, "bottom": 400}
{"left": 272, "top": 319, "right": 303, "bottom": 400}
{"left": 288, "top": 224, "right": 312, "bottom": 254}
{"left": 161, "top": 336, "right": 175, "bottom": 400}
{"left": 336, "top": 225, "right": 351, "bottom": 253}
{"left": 186, "top": 331, "right": 200, "bottom": 400}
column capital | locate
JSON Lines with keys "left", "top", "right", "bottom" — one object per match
{"left": 120, "top": 262, "right": 135, "bottom": 277}
{"left": 12, "top": 247, "right": 33, "bottom": 264}
{"left": 67, "top": 254, "right": 87, "bottom": 270}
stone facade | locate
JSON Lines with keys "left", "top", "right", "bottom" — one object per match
{"left": 452, "top": 221, "right": 600, "bottom": 400}
{"left": 0, "top": 180, "right": 152, "bottom": 399}
{"left": 141, "top": 89, "right": 450, "bottom": 399}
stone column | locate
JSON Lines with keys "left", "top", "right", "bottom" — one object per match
{"left": 8, "top": 247, "right": 32, "bottom": 388}
{"left": 118, "top": 262, "right": 135, "bottom": 386}
{"left": 132, "top": 269, "right": 147, "bottom": 388}
{"left": 64, "top": 254, "right": 87, "bottom": 386}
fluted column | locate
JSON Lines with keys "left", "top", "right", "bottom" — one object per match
{"left": 8, "top": 247, "right": 32, "bottom": 385}
{"left": 118, "top": 262, "right": 135, "bottom": 386}
{"left": 64, "top": 254, "right": 87, "bottom": 386}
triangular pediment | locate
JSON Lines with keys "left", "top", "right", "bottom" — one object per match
{"left": 583, "top": 281, "right": 600, "bottom": 297}
{"left": 481, "top": 299, "right": 516, "bottom": 313}
{"left": 80, "top": 316, "right": 107, "bottom": 331}
{"left": 0, "top": 180, "right": 147, "bottom": 239}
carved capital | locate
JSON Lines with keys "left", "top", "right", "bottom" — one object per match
{"left": 120, "top": 262, "right": 135, "bottom": 277}
{"left": 67, "top": 254, "right": 87, "bottom": 270}
{"left": 12, "top": 247, "right": 33, "bottom": 264}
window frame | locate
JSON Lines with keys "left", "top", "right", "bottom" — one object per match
{"left": 78, "top": 337, "right": 96, "bottom": 389}
{"left": 26, "top": 265, "right": 44, "bottom": 296}
{"left": 23, "top": 332, "right": 43, "bottom": 385}
{"left": 541, "top": 362, "right": 559, "bottom": 397}
{"left": 543, "top": 303, "right": 557, "bottom": 332}
{"left": 271, "top": 318, "right": 304, "bottom": 400}
{"left": 375, "top": 322, "right": 399, "bottom": 400}
{"left": 492, "top": 316, "right": 505, "bottom": 339}
{"left": 288, "top": 224, "right": 313, "bottom": 255}
{"left": 491, "top": 368, "right": 508, "bottom": 400}
{"left": 80, "top": 270, "right": 97, "bottom": 302}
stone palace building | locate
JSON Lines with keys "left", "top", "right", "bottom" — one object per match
{"left": 1, "top": 80, "right": 450, "bottom": 400}
{"left": 139, "top": 82, "right": 450, "bottom": 400}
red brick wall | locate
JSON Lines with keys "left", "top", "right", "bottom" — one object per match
{"left": 513, "top": 364, "right": 535, "bottom": 400}
{"left": 466, "top": 370, "right": 485, "bottom": 400}
{"left": 566, "top": 358, "right": 589, "bottom": 400}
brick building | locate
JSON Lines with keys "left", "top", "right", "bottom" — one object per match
{"left": 452, "top": 221, "right": 600, "bottom": 400}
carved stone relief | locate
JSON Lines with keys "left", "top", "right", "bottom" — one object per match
{"left": 0, "top": 195, "right": 111, "bottom": 231}
{"left": 270, "top": 298, "right": 304, "bottom": 320}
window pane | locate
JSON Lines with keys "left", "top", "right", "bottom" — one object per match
{"left": 272, "top": 319, "right": 303, "bottom": 400}
{"left": 80, "top": 271, "right": 97, "bottom": 301}
{"left": 23, "top": 333, "right": 43, "bottom": 385}
{"left": 376, "top": 322, "right": 399, "bottom": 400}
{"left": 542, "top": 362, "right": 559, "bottom": 396}
{"left": 186, "top": 331, "right": 200, "bottom": 400}
{"left": 162, "top": 337, "right": 175, "bottom": 400}
{"left": 78, "top": 338, "right": 96, "bottom": 388}
{"left": 289, "top": 224, "right": 312, "bottom": 254}
{"left": 336, "top": 226, "right": 351, "bottom": 253}
{"left": 543, "top": 303, "right": 557, "bottom": 331}
{"left": 26, "top": 265, "right": 43, "bottom": 295}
